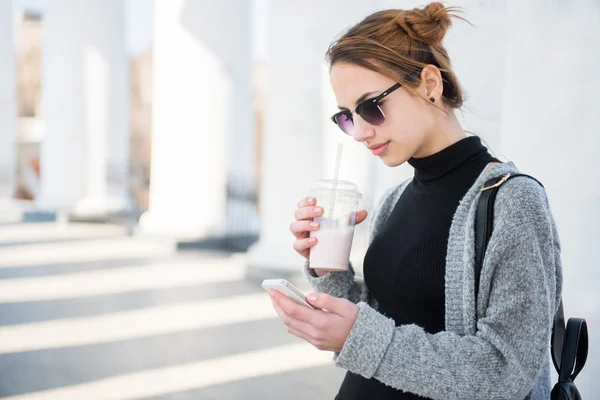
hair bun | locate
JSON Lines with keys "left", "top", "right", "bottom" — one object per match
{"left": 395, "top": 2, "right": 455, "bottom": 46}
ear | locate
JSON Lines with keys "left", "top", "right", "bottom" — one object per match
{"left": 419, "top": 65, "right": 444, "bottom": 102}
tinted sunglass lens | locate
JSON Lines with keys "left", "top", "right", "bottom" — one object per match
{"left": 359, "top": 102, "right": 385, "bottom": 125}
{"left": 336, "top": 113, "right": 354, "bottom": 135}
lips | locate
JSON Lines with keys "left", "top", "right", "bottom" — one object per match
{"left": 370, "top": 141, "right": 390, "bottom": 156}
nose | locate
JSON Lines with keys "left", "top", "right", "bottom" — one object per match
{"left": 351, "top": 116, "right": 375, "bottom": 143}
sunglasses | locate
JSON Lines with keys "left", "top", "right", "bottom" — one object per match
{"left": 331, "top": 82, "right": 402, "bottom": 136}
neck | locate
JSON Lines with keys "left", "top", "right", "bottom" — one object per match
{"left": 412, "top": 110, "right": 467, "bottom": 159}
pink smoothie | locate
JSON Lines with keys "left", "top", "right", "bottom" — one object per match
{"left": 309, "top": 226, "right": 355, "bottom": 270}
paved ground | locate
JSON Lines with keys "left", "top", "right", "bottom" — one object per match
{"left": 0, "top": 223, "right": 346, "bottom": 399}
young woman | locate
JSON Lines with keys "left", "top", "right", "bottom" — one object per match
{"left": 269, "top": 3, "right": 562, "bottom": 399}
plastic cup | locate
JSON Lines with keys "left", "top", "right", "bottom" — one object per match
{"left": 308, "top": 179, "right": 362, "bottom": 271}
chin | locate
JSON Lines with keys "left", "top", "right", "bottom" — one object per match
{"left": 380, "top": 155, "right": 405, "bottom": 168}
{"left": 378, "top": 143, "right": 410, "bottom": 167}
{"left": 379, "top": 149, "right": 409, "bottom": 167}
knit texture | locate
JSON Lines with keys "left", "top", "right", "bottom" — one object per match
{"left": 302, "top": 161, "right": 562, "bottom": 400}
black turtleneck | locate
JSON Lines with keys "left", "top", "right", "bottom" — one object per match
{"left": 335, "top": 136, "right": 500, "bottom": 400}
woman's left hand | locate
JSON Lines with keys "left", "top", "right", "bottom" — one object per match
{"left": 269, "top": 290, "right": 360, "bottom": 353}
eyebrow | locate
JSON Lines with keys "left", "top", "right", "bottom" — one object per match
{"left": 337, "top": 91, "right": 378, "bottom": 110}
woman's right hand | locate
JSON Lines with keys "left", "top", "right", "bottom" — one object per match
{"left": 290, "top": 196, "right": 368, "bottom": 261}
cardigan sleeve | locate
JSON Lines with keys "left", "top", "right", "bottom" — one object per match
{"left": 301, "top": 260, "right": 377, "bottom": 308}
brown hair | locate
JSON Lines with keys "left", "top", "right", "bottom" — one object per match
{"left": 325, "top": 2, "right": 469, "bottom": 110}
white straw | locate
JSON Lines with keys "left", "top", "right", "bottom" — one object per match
{"left": 329, "top": 143, "right": 343, "bottom": 219}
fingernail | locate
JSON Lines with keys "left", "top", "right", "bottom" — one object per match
{"left": 309, "top": 237, "right": 317, "bottom": 244}
{"left": 307, "top": 197, "right": 314, "bottom": 204}
{"left": 268, "top": 291, "right": 275, "bottom": 298}
{"left": 309, "top": 222, "right": 319, "bottom": 228}
{"left": 314, "top": 207, "right": 323, "bottom": 214}
{"left": 307, "top": 293, "right": 318, "bottom": 302}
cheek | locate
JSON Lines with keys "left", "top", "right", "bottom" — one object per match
{"left": 377, "top": 101, "right": 430, "bottom": 166}
{"left": 381, "top": 106, "right": 422, "bottom": 143}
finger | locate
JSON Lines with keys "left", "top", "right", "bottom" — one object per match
{"left": 276, "top": 292, "right": 319, "bottom": 325}
{"left": 271, "top": 296, "right": 288, "bottom": 321}
{"left": 289, "top": 220, "right": 320, "bottom": 239}
{"left": 294, "top": 205, "right": 324, "bottom": 222}
{"left": 287, "top": 326, "right": 329, "bottom": 352}
{"left": 271, "top": 297, "right": 321, "bottom": 339}
{"left": 286, "top": 326, "right": 314, "bottom": 344}
{"left": 284, "top": 313, "right": 320, "bottom": 339}
{"left": 287, "top": 326, "right": 324, "bottom": 349}
{"left": 271, "top": 295, "right": 312, "bottom": 329}
{"left": 297, "top": 196, "right": 316, "bottom": 209}
{"left": 355, "top": 210, "right": 368, "bottom": 225}
{"left": 297, "top": 249, "right": 309, "bottom": 260}
{"left": 306, "top": 293, "right": 352, "bottom": 317}
{"left": 270, "top": 292, "right": 292, "bottom": 321}
{"left": 293, "top": 236, "right": 318, "bottom": 253}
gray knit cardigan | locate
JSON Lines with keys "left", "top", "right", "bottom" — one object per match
{"left": 302, "top": 161, "right": 562, "bottom": 400}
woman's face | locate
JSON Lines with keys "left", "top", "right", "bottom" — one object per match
{"left": 329, "top": 62, "right": 438, "bottom": 167}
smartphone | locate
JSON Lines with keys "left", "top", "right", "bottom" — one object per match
{"left": 262, "top": 279, "right": 320, "bottom": 310}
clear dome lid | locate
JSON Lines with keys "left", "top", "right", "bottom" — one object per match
{"left": 310, "top": 179, "right": 362, "bottom": 198}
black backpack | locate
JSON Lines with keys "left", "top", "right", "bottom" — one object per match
{"left": 475, "top": 172, "right": 588, "bottom": 399}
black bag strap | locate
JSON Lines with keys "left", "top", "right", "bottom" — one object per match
{"left": 552, "top": 301, "right": 566, "bottom": 372}
{"left": 556, "top": 317, "right": 588, "bottom": 382}
{"left": 474, "top": 172, "right": 588, "bottom": 383}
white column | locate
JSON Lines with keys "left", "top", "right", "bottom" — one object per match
{"left": 221, "top": 0, "right": 257, "bottom": 238}
{"left": 500, "top": 1, "right": 600, "bottom": 396}
{"left": 187, "top": 0, "right": 256, "bottom": 239}
{"left": 38, "top": 0, "right": 131, "bottom": 216}
{"left": 75, "top": 0, "right": 131, "bottom": 216}
{"left": 138, "top": 0, "right": 233, "bottom": 238}
{"left": 38, "top": 0, "right": 86, "bottom": 212}
{"left": 246, "top": 0, "right": 324, "bottom": 276}
{"left": 0, "top": 2, "right": 16, "bottom": 202}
